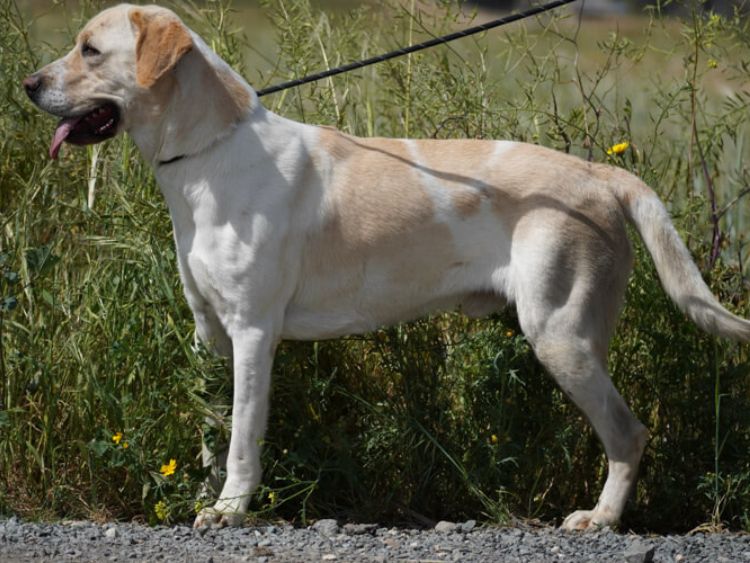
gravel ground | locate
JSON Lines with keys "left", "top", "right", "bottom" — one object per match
{"left": 2, "top": 516, "right": 750, "bottom": 562}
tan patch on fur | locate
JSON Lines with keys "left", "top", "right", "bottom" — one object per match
{"left": 66, "top": 30, "right": 97, "bottom": 76}
{"left": 215, "top": 67, "right": 253, "bottom": 120}
{"left": 316, "top": 126, "right": 355, "bottom": 161}
{"left": 130, "top": 9, "right": 193, "bottom": 88}
{"left": 451, "top": 190, "right": 482, "bottom": 218}
{"left": 76, "top": 30, "right": 92, "bottom": 48}
{"left": 304, "top": 129, "right": 471, "bottom": 313}
{"left": 411, "top": 139, "right": 499, "bottom": 181}
{"left": 389, "top": 222, "right": 457, "bottom": 286}
{"left": 604, "top": 165, "right": 652, "bottom": 210}
{"left": 439, "top": 143, "right": 625, "bottom": 245}
{"left": 315, "top": 134, "right": 629, "bottom": 254}
{"left": 67, "top": 46, "right": 86, "bottom": 76}
{"left": 322, "top": 132, "right": 436, "bottom": 248}
{"left": 410, "top": 138, "right": 500, "bottom": 219}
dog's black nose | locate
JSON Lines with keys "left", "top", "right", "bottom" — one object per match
{"left": 22, "top": 74, "right": 42, "bottom": 98}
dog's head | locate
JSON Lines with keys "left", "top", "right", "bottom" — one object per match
{"left": 23, "top": 4, "right": 251, "bottom": 161}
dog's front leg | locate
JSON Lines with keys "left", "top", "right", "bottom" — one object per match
{"left": 194, "top": 326, "right": 277, "bottom": 528}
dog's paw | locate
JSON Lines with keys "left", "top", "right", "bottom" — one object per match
{"left": 193, "top": 500, "right": 245, "bottom": 529}
{"left": 561, "top": 510, "right": 608, "bottom": 531}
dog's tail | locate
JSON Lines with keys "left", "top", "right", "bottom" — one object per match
{"left": 611, "top": 168, "right": 750, "bottom": 341}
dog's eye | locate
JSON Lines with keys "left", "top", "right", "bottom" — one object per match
{"left": 81, "top": 42, "right": 101, "bottom": 57}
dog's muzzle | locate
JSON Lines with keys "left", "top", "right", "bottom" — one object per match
{"left": 22, "top": 72, "right": 121, "bottom": 160}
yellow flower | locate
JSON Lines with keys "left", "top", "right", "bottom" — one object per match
{"left": 490, "top": 434, "right": 499, "bottom": 445}
{"left": 707, "top": 58, "right": 718, "bottom": 69}
{"left": 112, "top": 432, "right": 123, "bottom": 445}
{"left": 505, "top": 329, "right": 514, "bottom": 338}
{"left": 154, "top": 500, "right": 169, "bottom": 521}
{"left": 122, "top": 442, "right": 129, "bottom": 449}
{"left": 606, "top": 141, "right": 630, "bottom": 156}
{"left": 268, "top": 491, "right": 277, "bottom": 504}
{"left": 160, "top": 458, "right": 177, "bottom": 477}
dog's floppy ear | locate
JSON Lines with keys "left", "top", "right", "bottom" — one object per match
{"left": 129, "top": 8, "right": 193, "bottom": 88}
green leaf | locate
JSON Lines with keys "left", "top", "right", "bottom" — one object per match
{"left": 88, "top": 439, "right": 109, "bottom": 457}
{"left": 3, "top": 270, "right": 19, "bottom": 285}
{"left": 25, "top": 246, "right": 60, "bottom": 275}
{"left": 41, "top": 289, "right": 55, "bottom": 307}
{"left": 1, "top": 296, "right": 17, "bottom": 312}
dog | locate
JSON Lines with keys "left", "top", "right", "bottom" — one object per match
{"left": 23, "top": 4, "right": 750, "bottom": 530}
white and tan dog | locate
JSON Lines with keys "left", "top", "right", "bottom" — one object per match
{"left": 24, "top": 4, "right": 750, "bottom": 529}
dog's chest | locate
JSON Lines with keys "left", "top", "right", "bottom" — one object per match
{"left": 172, "top": 218, "right": 247, "bottom": 320}
{"left": 186, "top": 247, "right": 228, "bottom": 306}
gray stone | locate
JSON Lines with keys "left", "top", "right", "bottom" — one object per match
{"left": 343, "top": 523, "right": 378, "bottom": 536}
{"left": 312, "top": 519, "right": 339, "bottom": 537}
{"left": 623, "top": 541, "right": 655, "bottom": 563}
{"left": 435, "top": 521, "right": 458, "bottom": 533}
{"left": 104, "top": 527, "right": 118, "bottom": 540}
{"left": 461, "top": 520, "right": 477, "bottom": 533}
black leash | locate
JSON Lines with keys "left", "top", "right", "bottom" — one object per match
{"left": 256, "top": 0, "right": 578, "bottom": 98}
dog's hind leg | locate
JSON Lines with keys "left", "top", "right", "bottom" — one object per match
{"left": 512, "top": 224, "right": 648, "bottom": 530}
{"left": 529, "top": 332, "right": 648, "bottom": 530}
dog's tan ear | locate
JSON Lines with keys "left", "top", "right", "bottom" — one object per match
{"left": 129, "top": 8, "right": 193, "bottom": 88}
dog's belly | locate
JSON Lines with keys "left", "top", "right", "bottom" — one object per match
{"left": 281, "top": 293, "right": 464, "bottom": 340}
{"left": 282, "top": 289, "right": 507, "bottom": 340}
{"left": 282, "top": 218, "right": 512, "bottom": 340}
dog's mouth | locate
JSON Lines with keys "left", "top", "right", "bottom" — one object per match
{"left": 50, "top": 102, "right": 120, "bottom": 159}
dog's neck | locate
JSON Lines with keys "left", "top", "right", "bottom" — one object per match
{"left": 128, "top": 32, "right": 256, "bottom": 166}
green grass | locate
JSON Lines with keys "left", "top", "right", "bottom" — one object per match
{"left": 2, "top": 0, "right": 750, "bottom": 532}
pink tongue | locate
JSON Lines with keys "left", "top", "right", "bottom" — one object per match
{"left": 49, "top": 116, "right": 84, "bottom": 159}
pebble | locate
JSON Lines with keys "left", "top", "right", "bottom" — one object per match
{"left": 623, "top": 540, "right": 655, "bottom": 563}
{"left": 435, "top": 520, "right": 458, "bottom": 533}
{"left": 312, "top": 518, "right": 339, "bottom": 537}
{"left": 343, "top": 523, "right": 377, "bottom": 536}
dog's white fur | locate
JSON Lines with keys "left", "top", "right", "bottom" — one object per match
{"left": 26, "top": 4, "right": 750, "bottom": 530}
